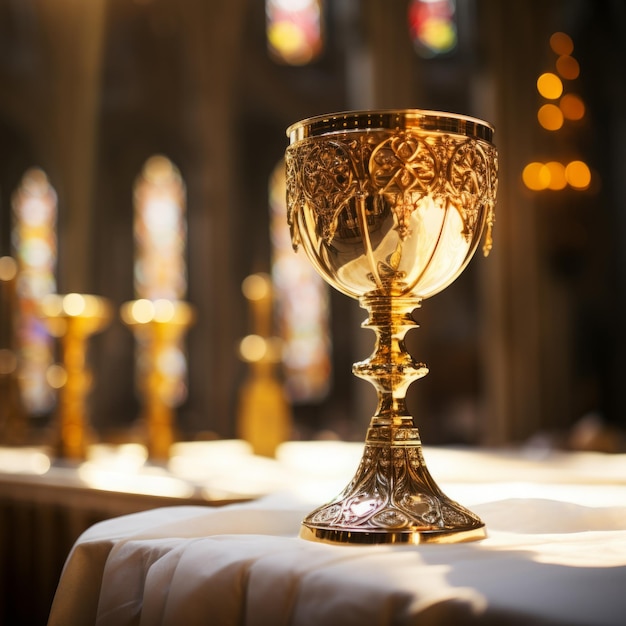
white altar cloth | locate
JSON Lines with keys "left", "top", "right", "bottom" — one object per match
{"left": 48, "top": 444, "right": 626, "bottom": 626}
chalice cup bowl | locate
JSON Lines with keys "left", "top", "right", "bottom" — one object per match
{"left": 285, "top": 110, "right": 498, "bottom": 544}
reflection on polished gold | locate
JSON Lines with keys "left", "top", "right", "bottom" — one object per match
{"left": 40, "top": 293, "right": 111, "bottom": 460}
{"left": 121, "top": 299, "right": 195, "bottom": 460}
{"left": 285, "top": 109, "right": 498, "bottom": 544}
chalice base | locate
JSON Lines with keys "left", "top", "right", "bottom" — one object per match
{"left": 300, "top": 425, "right": 486, "bottom": 545}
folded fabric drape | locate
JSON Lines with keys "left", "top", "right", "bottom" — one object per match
{"left": 48, "top": 448, "right": 626, "bottom": 626}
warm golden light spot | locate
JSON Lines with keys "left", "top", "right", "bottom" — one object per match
{"left": 153, "top": 299, "right": 175, "bottom": 323}
{"left": 566, "top": 161, "right": 591, "bottom": 190}
{"left": 537, "top": 73, "right": 563, "bottom": 99}
{"left": 522, "top": 162, "right": 550, "bottom": 191}
{"left": 545, "top": 162, "right": 567, "bottom": 190}
{"left": 40, "top": 294, "right": 63, "bottom": 317}
{"left": 556, "top": 55, "right": 580, "bottom": 80}
{"left": 242, "top": 273, "right": 271, "bottom": 301}
{"left": 46, "top": 364, "right": 68, "bottom": 389}
{"left": 239, "top": 334, "right": 267, "bottom": 362}
{"left": 537, "top": 104, "right": 564, "bottom": 130}
{"left": 560, "top": 94, "right": 585, "bottom": 120}
{"left": 131, "top": 299, "right": 155, "bottom": 323}
{"left": 0, "top": 256, "right": 18, "bottom": 281}
{"left": 62, "top": 293, "right": 86, "bottom": 316}
{"left": 550, "top": 32, "right": 574, "bottom": 56}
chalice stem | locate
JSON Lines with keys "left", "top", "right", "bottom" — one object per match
{"left": 353, "top": 294, "right": 427, "bottom": 428}
{"left": 300, "top": 294, "right": 486, "bottom": 544}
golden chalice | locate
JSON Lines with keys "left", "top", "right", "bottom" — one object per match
{"left": 285, "top": 109, "right": 497, "bottom": 544}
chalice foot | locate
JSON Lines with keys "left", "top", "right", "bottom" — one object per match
{"left": 299, "top": 431, "right": 486, "bottom": 545}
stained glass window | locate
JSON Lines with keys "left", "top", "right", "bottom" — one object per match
{"left": 269, "top": 159, "right": 331, "bottom": 403}
{"left": 133, "top": 156, "right": 189, "bottom": 407}
{"left": 408, "top": 0, "right": 458, "bottom": 58}
{"left": 134, "top": 156, "right": 187, "bottom": 301}
{"left": 12, "top": 168, "right": 58, "bottom": 415}
{"left": 266, "top": 0, "right": 324, "bottom": 66}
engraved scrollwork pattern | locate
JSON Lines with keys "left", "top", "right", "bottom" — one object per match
{"left": 369, "top": 133, "right": 439, "bottom": 240}
{"left": 286, "top": 130, "right": 497, "bottom": 254}
{"left": 305, "top": 436, "right": 482, "bottom": 533}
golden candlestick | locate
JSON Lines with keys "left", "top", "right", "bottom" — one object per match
{"left": 40, "top": 293, "right": 111, "bottom": 460}
{"left": 286, "top": 109, "right": 497, "bottom": 544}
{"left": 121, "top": 299, "right": 195, "bottom": 460}
{"left": 236, "top": 273, "right": 292, "bottom": 457}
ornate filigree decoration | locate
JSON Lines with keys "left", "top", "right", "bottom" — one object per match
{"left": 304, "top": 427, "right": 483, "bottom": 536}
{"left": 286, "top": 130, "right": 497, "bottom": 256}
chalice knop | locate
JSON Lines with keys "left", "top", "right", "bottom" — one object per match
{"left": 286, "top": 110, "right": 497, "bottom": 544}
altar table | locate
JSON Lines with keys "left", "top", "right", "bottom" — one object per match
{"left": 48, "top": 444, "right": 626, "bottom": 625}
